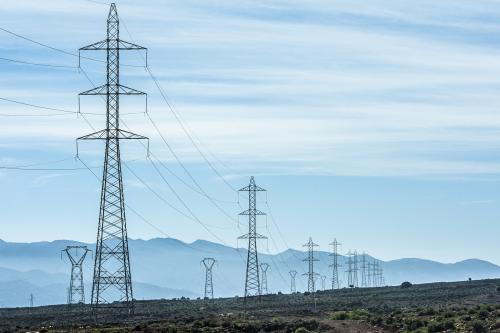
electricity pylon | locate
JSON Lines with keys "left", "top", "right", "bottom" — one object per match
{"left": 289, "top": 270, "right": 297, "bottom": 293}
{"left": 260, "top": 263, "right": 270, "bottom": 295}
{"left": 346, "top": 250, "right": 354, "bottom": 288}
{"left": 372, "top": 260, "right": 379, "bottom": 287}
{"left": 329, "top": 238, "right": 341, "bottom": 290}
{"left": 238, "top": 176, "right": 267, "bottom": 300}
{"left": 62, "top": 246, "right": 91, "bottom": 304}
{"left": 29, "top": 294, "right": 33, "bottom": 308}
{"left": 361, "top": 252, "right": 367, "bottom": 288}
{"left": 367, "top": 261, "right": 372, "bottom": 287}
{"left": 77, "top": 3, "right": 148, "bottom": 314}
{"left": 320, "top": 275, "right": 327, "bottom": 291}
{"left": 302, "top": 237, "right": 319, "bottom": 293}
{"left": 353, "top": 251, "right": 359, "bottom": 288}
{"left": 201, "top": 258, "right": 216, "bottom": 299}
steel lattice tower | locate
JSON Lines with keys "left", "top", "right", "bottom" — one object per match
{"left": 62, "top": 246, "right": 91, "bottom": 304}
{"left": 289, "top": 270, "right": 297, "bottom": 293}
{"left": 353, "top": 251, "right": 359, "bottom": 288}
{"left": 361, "top": 252, "right": 367, "bottom": 288}
{"left": 329, "top": 238, "right": 341, "bottom": 290}
{"left": 367, "top": 261, "right": 372, "bottom": 287}
{"left": 260, "top": 263, "right": 270, "bottom": 295}
{"left": 302, "top": 237, "right": 319, "bottom": 293}
{"left": 238, "top": 176, "right": 267, "bottom": 299}
{"left": 372, "top": 260, "right": 379, "bottom": 287}
{"left": 346, "top": 250, "right": 354, "bottom": 288}
{"left": 201, "top": 258, "right": 216, "bottom": 299}
{"left": 320, "top": 275, "right": 326, "bottom": 291}
{"left": 77, "top": 3, "right": 148, "bottom": 314}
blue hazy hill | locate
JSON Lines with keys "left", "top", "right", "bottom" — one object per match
{"left": 0, "top": 238, "right": 498, "bottom": 307}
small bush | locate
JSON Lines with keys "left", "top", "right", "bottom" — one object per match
{"left": 401, "top": 281, "right": 413, "bottom": 289}
{"left": 471, "top": 320, "right": 487, "bottom": 333}
{"left": 427, "top": 319, "right": 454, "bottom": 332}
{"left": 331, "top": 311, "right": 348, "bottom": 320}
{"left": 406, "top": 318, "right": 425, "bottom": 330}
{"left": 477, "top": 309, "right": 488, "bottom": 319}
{"left": 294, "top": 328, "right": 311, "bottom": 333}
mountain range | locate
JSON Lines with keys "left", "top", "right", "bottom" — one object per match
{"left": 0, "top": 238, "right": 499, "bottom": 307}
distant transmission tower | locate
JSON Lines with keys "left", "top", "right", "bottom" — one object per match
{"left": 201, "top": 258, "right": 216, "bottom": 299}
{"left": 346, "top": 250, "right": 358, "bottom": 288}
{"left": 372, "top": 260, "right": 379, "bottom": 287}
{"left": 29, "top": 294, "right": 34, "bottom": 308}
{"left": 260, "top": 263, "right": 270, "bottom": 295}
{"left": 361, "top": 252, "right": 367, "bottom": 288}
{"left": 329, "top": 238, "right": 341, "bottom": 290}
{"left": 367, "top": 261, "right": 372, "bottom": 287}
{"left": 238, "top": 176, "right": 267, "bottom": 299}
{"left": 320, "top": 275, "right": 327, "bottom": 291}
{"left": 77, "top": 3, "right": 148, "bottom": 314}
{"left": 62, "top": 246, "right": 91, "bottom": 304}
{"left": 289, "top": 270, "right": 297, "bottom": 293}
{"left": 353, "top": 251, "right": 359, "bottom": 288}
{"left": 302, "top": 237, "right": 319, "bottom": 293}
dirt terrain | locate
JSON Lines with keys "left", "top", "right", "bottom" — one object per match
{"left": 0, "top": 279, "right": 499, "bottom": 332}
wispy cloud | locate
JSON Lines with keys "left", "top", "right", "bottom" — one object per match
{"left": 2, "top": 0, "right": 500, "bottom": 177}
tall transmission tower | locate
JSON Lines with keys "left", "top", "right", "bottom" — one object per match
{"left": 372, "top": 260, "right": 379, "bottom": 287}
{"left": 289, "top": 270, "right": 297, "bottom": 293}
{"left": 353, "top": 251, "right": 359, "bottom": 288}
{"left": 77, "top": 3, "right": 148, "bottom": 314}
{"left": 260, "top": 263, "right": 270, "bottom": 295}
{"left": 346, "top": 250, "right": 354, "bottom": 288}
{"left": 29, "top": 294, "right": 34, "bottom": 308}
{"left": 62, "top": 246, "right": 91, "bottom": 304}
{"left": 367, "top": 261, "right": 372, "bottom": 287}
{"left": 302, "top": 237, "right": 319, "bottom": 293}
{"left": 238, "top": 176, "right": 267, "bottom": 299}
{"left": 201, "top": 258, "right": 216, "bottom": 299}
{"left": 329, "top": 238, "right": 341, "bottom": 290}
{"left": 361, "top": 252, "right": 367, "bottom": 288}
{"left": 320, "top": 275, "right": 327, "bottom": 291}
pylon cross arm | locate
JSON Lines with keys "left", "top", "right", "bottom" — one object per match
{"left": 239, "top": 209, "right": 266, "bottom": 216}
{"left": 77, "top": 129, "right": 148, "bottom": 141}
{"left": 238, "top": 233, "right": 267, "bottom": 239}
{"left": 79, "top": 39, "right": 146, "bottom": 51}
{"left": 118, "top": 39, "right": 146, "bottom": 50}
{"left": 80, "top": 39, "right": 107, "bottom": 51}
{"left": 239, "top": 185, "right": 266, "bottom": 192}
{"left": 79, "top": 84, "right": 146, "bottom": 96}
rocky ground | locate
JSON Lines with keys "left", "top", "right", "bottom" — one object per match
{"left": 0, "top": 279, "right": 499, "bottom": 332}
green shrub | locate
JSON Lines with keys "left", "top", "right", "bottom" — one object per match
{"left": 471, "top": 320, "right": 487, "bottom": 333}
{"left": 294, "top": 328, "right": 311, "bottom": 333}
{"left": 477, "top": 309, "right": 488, "bottom": 319}
{"left": 401, "top": 281, "right": 413, "bottom": 289}
{"left": 331, "top": 311, "right": 348, "bottom": 320}
{"left": 427, "top": 319, "right": 454, "bottom": 332}
{"left": 406, "top": 318, "right": 425, "bottom": 330}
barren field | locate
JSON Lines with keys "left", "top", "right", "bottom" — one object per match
{"left": 1, "top": 279, "right": 499, "bottom": 332}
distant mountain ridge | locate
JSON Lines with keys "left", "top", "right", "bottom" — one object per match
{"left": 0, "top": 237, "right": 499, "bottom": 307}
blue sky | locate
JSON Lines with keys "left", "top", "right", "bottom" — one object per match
{"left": 1, "top": 0, "right": 500, "bottom": 265}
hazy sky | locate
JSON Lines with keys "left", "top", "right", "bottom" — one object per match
{"left": 1, "top": 0, "right": 500, "bottom": 265}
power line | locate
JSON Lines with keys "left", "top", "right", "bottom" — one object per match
{"left": 0, "top": 56, "right": 76, "bottom": 69}
{"left": 0, "top": 96, "right": 142, "bottom": 117}
{"left": 144, "top": 113, "right": 242, "bottom": 228}
{"left": 119, "top": 15, "right": 237, "bottom": 193}
{"left": 0, "top": 26, "right": 143, "bottom": 68}
{"left": 78, "top": 54, "right": 245, "bottom": 247}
